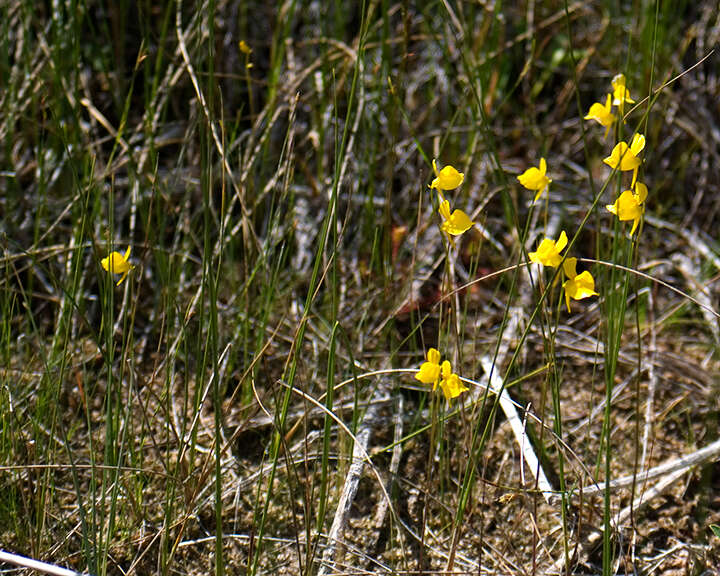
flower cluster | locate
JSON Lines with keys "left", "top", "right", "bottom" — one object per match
{"left": 415, "top": 347, "right": 468, "bottom": 402}
{"left": 411, "top": 161, "right": 477, "bottom": 400}
{"left": 529, "top": 231, "right": 598, "bottom": 312}
{"left": 238, "top": 40, "right": 253, "bottom": 69}
{"left": 584, "top": 73, "right": 635, "bottom": 137}
{"left": 429, "top": 159, "right": 474, "bottom": 246}
{"left": 586, "top": 74, "right": 649, "bottom": 237}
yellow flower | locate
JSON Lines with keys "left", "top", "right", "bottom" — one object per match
{"left": 584, "top": 94, "right": 616, "bottom": 138}
{"left": 438, "top": 199, "right": 474, "bottom": 238}
{"left": 101, "top": 246, "right": 134, "bottom": 286}
{"left": 430, "top": 159, "right": 464, "bottom": 191}
{"left": 562, "top": 257, "right": 598, "bottom": 312}
{"left": 238, "top": 40, "right": 252, "bottom": 54}
{"left": 517, "top": 157, "right": 552, "bottom": 202}
{"left": 603, "top": 133, "right": 645, "bottom": 186}
{"left": 606, "top": 181, "right": 648, "bottom": 236}
{"left": 415, "top": 348, "right": 442, "bottom": 385}
{"left": 611, "top": 73, "right": 635, "bottom": 110}
{"left": 529, "top": 230, "right": 567, "bottom": 268}
{"left": 438, "top": 360, "right": 468, "bottom": 402}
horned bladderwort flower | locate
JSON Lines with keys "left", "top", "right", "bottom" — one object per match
{"left": 517, "top": 157, "right": 552, "bottom": 202}
{"left": 606, "top": 181, "right": 648, "bottom": 236}
{"left": 562, "top": 257, "right": 598, "bottom": 313}
{"left": 438, "top": 199, "right": 474, "bottom": 238}
{"left": 529, "top": 230, "right": 567, "bottom": 268}
{"left": 415, "top": 349, "right": 468, "bottom": 403}
{"left": 101, "top": 246, "right": 134, "bottom": 286}
{"left": 438, "top": 360, "right": 468, "bottom": 402}
{"left": 611, "top": 73, "right": 635, "bottom": 112}
{"left": 415, "top": 348, "right": 442, "bottom": 385}
{"left": 429, "top": 159, "right": 474, "bottom": 245}
{"left": 429, "top": 159, "right": 464, "bottom": 191}
{"left": 584, "top": 94, "right": 616, "bottom": 138}
{"left": 604, "top": 132, "right": 645, "bottom": 187}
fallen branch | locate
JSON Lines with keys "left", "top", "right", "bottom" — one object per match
{"left": 0, "top": 550, "right": 90, "bottom": 576}
{"left": 317, "top": 387, "right": 383, "bottom": 575}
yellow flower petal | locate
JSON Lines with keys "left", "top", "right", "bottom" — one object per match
{"left": 611, "top": 73, "right": 635, "bottom": 107}
{"left": 416, "top": 348, "right": 442, "bottom": 385}
{"left": 555, "top": 230, "right": 568, "bottom": 253}
{"left": 630, "top": 133, "right": 645, "bottom": 156}
{"left": 562, "top": 256, "right": 578, "bottom": 280}
{"left": 603, "top": 137, "right": 643, "bottom": 172}
{"left": 440, "top": 208, "right": 474, "bottom": 236}
{"left": 606, "top": 183, "right": 647, "bottom": 236}
{"left": 438, "top": 199, "right": 452, "bottom": 221}
{"left": 438, "top": 360, "right": 468, "bottom": 402}
{"left": 430, "top": 159, "right": 464, "bottom": 190}
{"left": 528, "top": 230, "right": 567, "bottom": 268}
{"left": 563, "top": 270, "right": 598, "bottom": 312}
{"left": 416, "top": 361, "right": 441, "bottom": 385}
{"left": 585, "top": 94, "right": 616, "bottom": 137}
{"left": 517, "top": 157, "right": 552, "bottom": 201}
{"left": 101, "top": 246, "right": 134, "bottom": 284}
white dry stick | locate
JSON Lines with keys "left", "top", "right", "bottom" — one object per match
{"left": 318, "top": 391, "right": 383, "bottom": 576}
{"left": 673, "top": 252, "right": 720, "bottom": 347}
{"left": 640, "top": 288, "right": 658, "bottom": 471}
{"left": 0, "top": 550, "right": 90, "bottom": 576}
{"left": 582, "top": 436, "right": 720, "bottom": 495}
{"left": 480, "top": 357, "right": 555, "bottom": 505}
{"left": 549, "top": 437, "right": 720, "bottom": 573}
{"left": 371, "top": 394, "right": 404, "bottom": 535}
{"left": 547, "top": 466, "right": 691, "bottom": 575}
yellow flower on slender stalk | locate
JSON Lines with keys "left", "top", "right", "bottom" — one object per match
{"left": 529, "top": 230, "right": 568, "bottom": 268}
{"left": 606, "top": 181, "right": 648, "bottom": 236}
{"left": 101, "top": 246, "right": 134, "bottom": 286}
{"left": 611, "top": 73, "right": 635, "bottom": 112}
{"left": 438, "top": 360, "right": 468, "bottom": 402}
{"left": 584, "top": 94, "right": 616, "bottom": 138}
{"left": 603, "top": 133, "right": 645, "bottom": 187}
{"left": 562, "top": 257, "right": 598, "bottom": 312}
{"left": 429, "top": 159, "right": 464, "bottom": 191}
{"left": 517, "top": 157, "right": 552, "bottom": 202}
{"left": 238, "top": 40, "right": 252, "bottom": 54}
{"left": 415, "top": 348, "right": 442, "bottom": 385}
{"left": 438, "top": 199, "right": 474, "bottom": 242}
